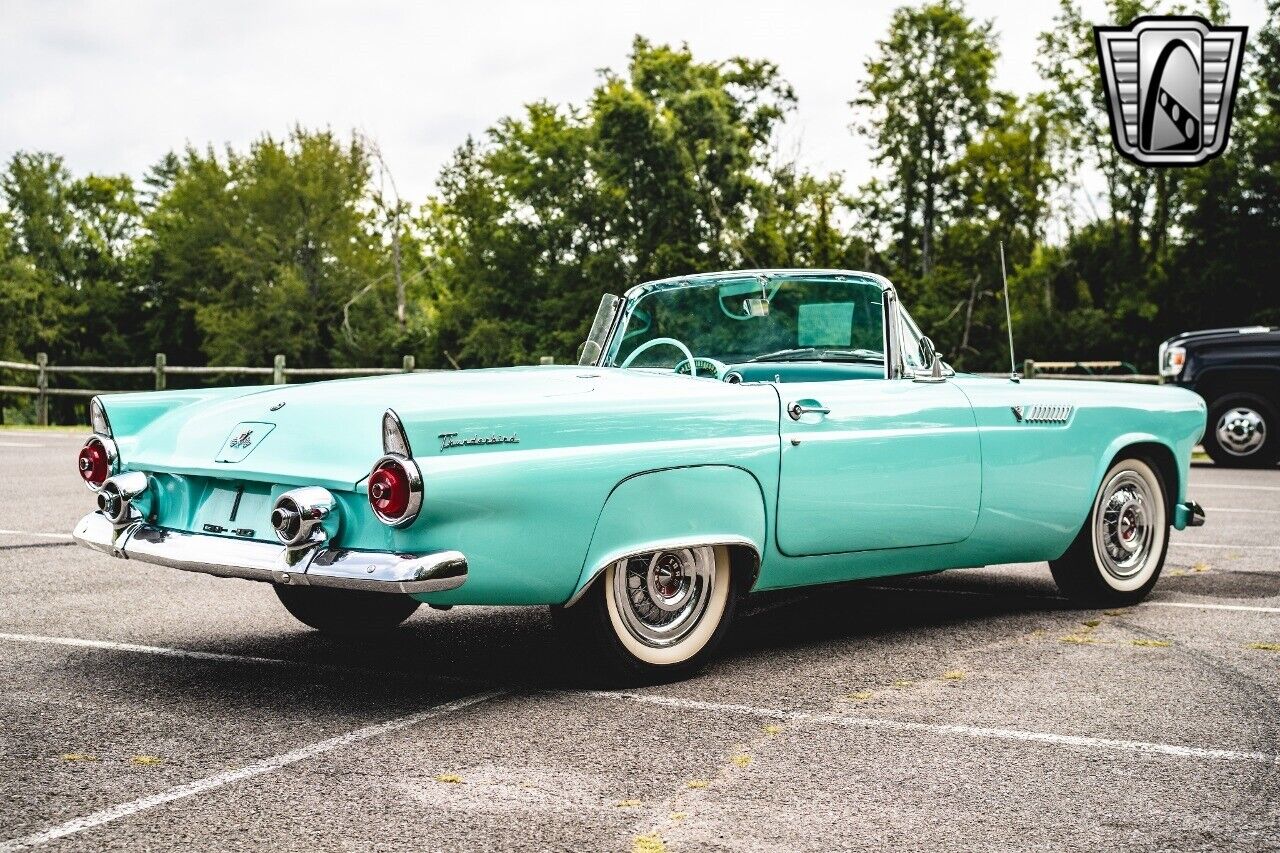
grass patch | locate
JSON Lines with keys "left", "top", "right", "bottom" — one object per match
{"left": 731, "top": 754, "right": 751, "bottom": 768}
{"left": 763, "top": 723, "right": 784, "bottom": 736}
{"left": 1061, "top": 634, "right": 1097, "bottom": 645}
{"left": 616, "top": 799, "right": 643, "bottom": 808}
{"left": 845, "top": 691, "right": 875, "bottom": 701}
{"left": 685, "top": 779, "right": 709, "bottom": 789}
{"left": 1246, "top": 642, "right": 1280, "bottom": 652}
{"left": 941, "top": 670, "right": 966, "bottom": 681}
{"left": 1081, "top": 619, "right": 1101, "bottom": 629}
{"left": 130, "top": 755, "right": 163, "bottom": 766}
{"left": 669, "top": 812, "right": 686, "bottom": 821}
{"left": 61, "top": 753, "right": 98, "bottom": 762}
{"left": 434, "top": 773, "right": 463, "bottom": 784}
{"left": 1192, "top": 562, "right": 1212, "bottom": 573}
{"left": 1131, "top": 639, "right": 1171, "bottom": 648}
{"left": 1103, "top": 609, "right": 1126, "bottom": 617}
{"left": 633, "top": 835, "right": 666, "bottom": 853}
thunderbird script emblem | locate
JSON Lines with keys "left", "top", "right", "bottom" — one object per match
{"left": 1094, "top": 16, "right": 1247, "bottom": 166}
{"left": 228, "top": 430, "right": 254, "bottom": 450}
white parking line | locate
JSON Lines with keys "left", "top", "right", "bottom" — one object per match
{"left": 1204, "top": 507, "right": 1280, "bottom": 514}
{"left": 1145, "top": 601, "right": 1280, "bottom": 614}
{"left": 587, "top": 691, "right": 1280, "bottom": 765}
{"left": 0, "top": 442, "right": 43, "bottom": 448}
{"left": 1191, "top": 483, "right": 1280, "bottom": 492}
{"left": 865, "top": 585, "right": 1280, "bottom": 615}
{"left": 1169, "top": 542, "right": 1280, "bottom": 551}
{"left": 0, "top": 530, "right": 73, "bottom": 540}
{"left": 0, "top": 691, "right": 502, "bottom": 852}
{"left": 0, "top": 633, "right": 320, "bottom": 667}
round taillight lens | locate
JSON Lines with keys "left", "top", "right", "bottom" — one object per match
{"left": 78, "top": 439, "right": 110, "bottom": 489}
{"left": 368, "top": 460, "right": 410, "bottom": 520}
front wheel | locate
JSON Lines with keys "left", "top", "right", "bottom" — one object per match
{"left": 1050, "top": 456, "right": 1169, "bottom": 606}
{"left": 551, "top": 545, "right": 739, "bottom": 684}
{"left": 274, "top": 584, "right": 421, "bottom": 635}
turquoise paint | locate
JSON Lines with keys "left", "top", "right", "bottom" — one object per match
{"left": 575, "top": 465, "right": 768, "bottom": 597}
{"left": 93, "top": 271, "right": 1208, "bottom": 607}
{"left": 776, "top": 379, "right": 981, "bottom": 554}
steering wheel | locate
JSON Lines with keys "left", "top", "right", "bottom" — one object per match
{"left": 673, "top": 357, "right": 728, "bottom": 379}
{"left": 620, "top": 337, "right": 697, "bottom": 372}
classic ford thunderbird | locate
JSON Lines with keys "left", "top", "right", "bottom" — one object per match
{"left": 74, "top": 269, "right": 1207, "bottom": 681}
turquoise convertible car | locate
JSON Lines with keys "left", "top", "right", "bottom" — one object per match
{"left": 74, "top": 269, "right": 1206, "bottom": 681}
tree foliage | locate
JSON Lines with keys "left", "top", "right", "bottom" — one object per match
{"left": 1, "top": 5, "right": 1278, "bottom": 396}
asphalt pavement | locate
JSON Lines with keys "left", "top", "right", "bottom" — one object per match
{"left": 1, "top": 429, "right": 1277, "bottom": 852}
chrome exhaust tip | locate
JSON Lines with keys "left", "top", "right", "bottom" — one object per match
{"left": 271, "top": 487, "right": 338, "bottom": 547}
{"left": 97, "top": 472, "right": 150, "bottom": 526}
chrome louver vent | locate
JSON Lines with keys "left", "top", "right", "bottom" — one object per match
{"left": 1012, "top": 404, "right": 1073, "bottom": 424}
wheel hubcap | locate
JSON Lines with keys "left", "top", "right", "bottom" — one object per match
{"left": 1216, "top": 407, "right": 1266, "bottom": 457}
{"left": 1096, "top": 471, "right": 1156, "bottom": 581}
{"left": 613, "top": 547, "right": 715, "bottom": 648}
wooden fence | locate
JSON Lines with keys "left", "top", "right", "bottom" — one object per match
{"left": 0, "top": 352, "right": 425, "bottom": 426}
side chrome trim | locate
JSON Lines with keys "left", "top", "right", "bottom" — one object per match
{"left": 564, "top": 535, "right": 761, "bottom": 608}
{"left": 72, "top": 512, "right": 467, "bottom": 595}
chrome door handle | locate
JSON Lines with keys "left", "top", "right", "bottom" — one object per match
{"left": 787, "top": 401, "right": 831, "bottom": 420}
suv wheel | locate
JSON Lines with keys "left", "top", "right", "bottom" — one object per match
{"left": 1203, "top": 393, "right": 1279, "bottom": 468}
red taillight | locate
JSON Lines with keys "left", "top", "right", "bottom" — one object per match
{"left": 368, "top": 459, "right": 411, "bottom": 521}
{"left": 78, "top": 438, "right": 110, "bottom": 489}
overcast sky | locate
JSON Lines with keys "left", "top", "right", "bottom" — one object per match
{"left": 0, "top": 0, "right": 1269, "bottom": 204}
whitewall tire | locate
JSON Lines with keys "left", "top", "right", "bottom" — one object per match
{"left": 552, "top": 545, "right": 741, "bottom": 683}
{"left": 1050, "top": 456, "right": 1170, "bottom": 605}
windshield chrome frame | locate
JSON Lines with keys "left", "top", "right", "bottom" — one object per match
{"left": 593, "top": 269, "right": 904, "bottom": 375}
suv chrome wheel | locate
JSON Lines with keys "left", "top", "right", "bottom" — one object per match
{"left": 1216, "top": 406, "right": 1266, "bottom": 457}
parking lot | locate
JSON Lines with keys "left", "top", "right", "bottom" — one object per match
{"left": 1, "top": 429, "right": 1277, "bottom": 852}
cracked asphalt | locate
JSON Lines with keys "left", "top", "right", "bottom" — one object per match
{"left": 1, "top": 429, "right": 1278, "bottom": 852}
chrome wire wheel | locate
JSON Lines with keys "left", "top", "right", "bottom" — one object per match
{"left": 1216, "top": 407, "right": 1266, "bottom": 457}
{"left": 1091, "top": 464, "right": 1165, "bottom": 591}
{"left": 611, "top": 547, "right": 717, "bottom": 649}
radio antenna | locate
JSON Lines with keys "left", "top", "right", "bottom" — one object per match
{"left": 999, "top": 241, "right": 1018, "bottom": 383}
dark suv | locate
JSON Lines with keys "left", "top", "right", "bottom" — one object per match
{"left": 1160, "top": 326, "right": 1280, "bottom": 467}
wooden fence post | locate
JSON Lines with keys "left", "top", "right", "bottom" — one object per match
{"left": 402, "top": 355, "right": 415, "bottom": 373}
{"left": 154, "top": 353, "right": 167, "bottom": 391}
{"left": 36, "top": 352, "right": 48, "bottom": 426}
{"left": 1022, "top": 359, "right": 1036, "bottom": 380}
{"left": 273, "top": 354, "right": 286, "bottom": 385}
{"left": 539, "top": 356, "right": 555, "bottom": 365}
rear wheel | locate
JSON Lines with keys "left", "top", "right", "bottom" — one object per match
{"left": 551, "top": 545, "right": 739, "bottom": 684}
{"left": 1203, "top": 393, "right": 1279, "bottom": 468}
{"left": 1050, "top": 456, "right": 1169, "bottom": 606}
{"left": 274, "top": 584, "right": 420, "bottom": 635}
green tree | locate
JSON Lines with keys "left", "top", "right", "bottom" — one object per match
{"left": 852, "top": 0, "right": 999, "bottom": 279}
{"left": 137, "top": 128, "right": 428, "bottom": 368}
{"left": 424, "top": 37, "right": 816, "bottom": 367}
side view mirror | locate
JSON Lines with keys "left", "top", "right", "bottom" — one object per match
{"left": 914, "top": 336, "right": 946, "bottom": 383}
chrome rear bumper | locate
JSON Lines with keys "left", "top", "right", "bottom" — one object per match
{"left": 72, "top": 512, "right": 466, "bottom": 595}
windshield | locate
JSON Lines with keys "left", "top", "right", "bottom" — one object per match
{"left": 606, "top": 276, "right": 886, "bottom": 368}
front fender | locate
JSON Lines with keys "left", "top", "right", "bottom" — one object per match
{"left": 567, "top": 465, "right": 767, "bottom": 605}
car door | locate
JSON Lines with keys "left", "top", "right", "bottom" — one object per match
{"left": 774, "top": 315, "right": 982, "bottom": 556}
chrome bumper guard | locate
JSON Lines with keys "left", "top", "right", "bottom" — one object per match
{"left": 1175, "top": 500, "right": 1206, "bottom": 530}
{"left": 73, "top": 512, "right": 467, "bottom": 595}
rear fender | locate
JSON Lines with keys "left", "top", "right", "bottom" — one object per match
{"left": 567, "top": 465, "right": 767, "bottom": 606}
